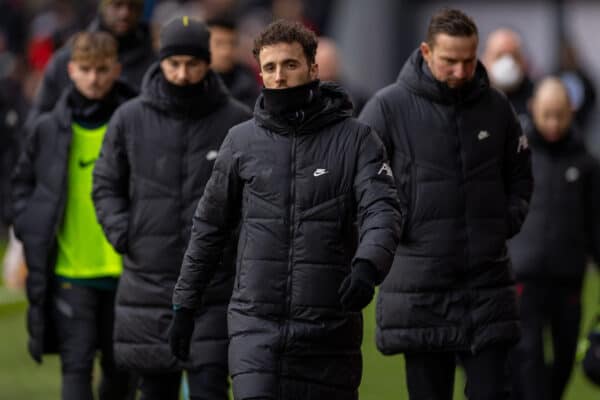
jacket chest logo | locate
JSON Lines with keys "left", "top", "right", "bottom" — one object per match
{"left": 313, "top": 168, "right": 329, "bottom": 177}
{"left": 565, "top": 166, "right": 580, "bottom": 182}
{"left": 517, "top": 135, "right": 529, "bottom": 153}
{"left": 78, "top": 158, "right": 97, "bottom": 168}
{"left": 477, "top": 130, "right": 490, "bottom": 141}
{"left": 378, "top": 162, "right": 394, "bottom": 177}
{"left": 206, "top": 150, "right": 219, "bottom": 161}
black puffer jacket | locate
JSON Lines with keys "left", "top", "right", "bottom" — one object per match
{"left": 29, "top": 18, "right": 155, "bottom": 122}
{"left": 92, "top": 63, "right": 251, "bottom": 372}
{"left": 360, "top": 49, "right": 533, "bottom": 354}
{"left": 11, "top": 82, "right": 136, "bottom": 359}
{"left": 173, "top": 82, "right": 401, "bottom": 399}
{"left": 509, "top": 127, "right": 600, "bottom": 284}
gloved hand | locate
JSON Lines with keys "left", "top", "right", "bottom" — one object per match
{"left": 169, "top": 306, "right": 195, "bottom": 361}
{"left": 338, "top": 261, "right": 379, "bottom": 312}
{"left": 28, "top": 339, "right": 43, "bottom": 364}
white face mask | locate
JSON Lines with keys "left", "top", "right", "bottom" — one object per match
{"left": 489, "top": 54, "right": 524, "bottom": 92}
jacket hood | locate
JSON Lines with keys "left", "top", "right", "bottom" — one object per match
{"left": 253, "top": 81, "right": 353, "bottom": 135}
{"left": 53, "top": 80, "right": 137, "bottom": 129}
{"left": 397, "top": 48, "right": 490, "bottom": 105}
{"left": 140, "top": 62, "right": 229, "bottom": 118}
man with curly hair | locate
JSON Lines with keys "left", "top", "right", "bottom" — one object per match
{"left": 170, "top": 19, "right": 401, "bottom": 400}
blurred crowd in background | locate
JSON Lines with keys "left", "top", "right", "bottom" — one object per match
{"left": 0, "top": 0, "right": 335, "bottom": 104}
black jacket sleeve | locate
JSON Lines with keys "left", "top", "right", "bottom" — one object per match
{"left": 359, "top": 94, "right": 410, "bottom": 242}
{"left": 11, "top": 124, "right": 39, "bottom": 240}
{"left": 503, "top": 105, "right": 533, "bottom": 238}
{"left": 173, "top": 133, "right": 243, "bottom": 309}
{"left": 352, "top": 127, "right": 402, "bottom": 283}
{"left": 92, "top": 110, "right": 131, "bottom": 254}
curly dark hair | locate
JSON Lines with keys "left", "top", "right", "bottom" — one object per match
{"left": 252, "top": 19, "right": 318, "bottom": 65}
{"left": 426, "top": 8, "right": 478, "bottom": 47}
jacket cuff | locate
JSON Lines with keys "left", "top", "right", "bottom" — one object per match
{"left": 353, "top": 259, "right": 380, "bottom": 286}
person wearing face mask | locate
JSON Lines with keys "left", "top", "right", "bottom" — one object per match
{"left": 360, "top": 9, "right": 532, "bottom": 399}
{"left": 483, "top": 28, "right": 534, "bottom": 124}
{"left": 508, "top": 77, "right": 600, "bottom": 400}
{"left": 169, "top": 19, "right": 402, "bottom": 400}
{"left": 28, "top": 0, "right": 156, "bottom": 123}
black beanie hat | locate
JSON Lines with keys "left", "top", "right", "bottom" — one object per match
{"left": 159, "top": 16, "right": 211, "bottom": 63}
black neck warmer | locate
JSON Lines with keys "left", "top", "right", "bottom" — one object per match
{"left": 69, "top": 87, "right": 119, "bottom": 128}
{"left": 262, "top": 80, "right": 322, "bottom": 117}
{"left": 160, "top": 73, "right": 207, "bottom": 99}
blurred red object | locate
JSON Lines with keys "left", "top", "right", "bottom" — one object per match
{"left": 27, "top": 36, "right": 54, "bottom": 71}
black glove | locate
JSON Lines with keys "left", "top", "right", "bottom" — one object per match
{"left": 338, "top": 261, "right": 379, "bottom": 312}
{"left": 28, "top": 339, "right": 43, "bottom": 364}
{"left": 169, "top": 306, "right": 195, "bottom": 361}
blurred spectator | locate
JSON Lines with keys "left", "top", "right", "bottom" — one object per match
{"left": 29, "top": 0, "right": 156, "bottom": 122}
{"left": 0, "top": 32, "right": 17, "bottom": 80}
{"left": 0, "top": 76, "right": 28, "bottom": 225}
{"left": 482, "top": 28, "right": 534, "bottom": 121}
{"left": 316, "top": 37, "right": 369, "bottom": 116}
{"left": 272, "top": 0, "right": 318, "bottom": 33}
{"left": 0, "top": 75, "right": 28, "bottom": 290}
{"left": 149, "top": 0, "right": 205, "bottom": 51}
{"left": 557, "top": 38, "right": 597, "bottom": 136}
{"left": 201, "top": 0, "right": 237, "bottom": 20}
{"left": 508, "top": 77, "right": 600, "bottom": 400}
{"left": 207, "top": 15, "right": 260, "bottom": 109}
{"left": 0, "top": 0, "right": 27, "bottom": 56}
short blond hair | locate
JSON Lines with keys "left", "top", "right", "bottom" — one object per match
{"left": 70, "top": 31, "right": 118, "bottom": 63}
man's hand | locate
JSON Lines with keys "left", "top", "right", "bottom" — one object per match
{"left": 338, "top": 261, "right": 378, "bottom": 312}
{"left": 169, "top": 306, "right": 195, "bottom": 361}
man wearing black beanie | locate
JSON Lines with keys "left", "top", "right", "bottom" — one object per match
{"left": 170, "top": 19, "right": 401, "bottom": 400}
{"left": 92, "top": 16, "right": 251, "bottom": 400}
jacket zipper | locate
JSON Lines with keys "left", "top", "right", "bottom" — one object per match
{"left": 280, "top": 130, "right": 297, "bottom": 396}
{"left": 453, "top": 105, "right": 476, "bottom": 353}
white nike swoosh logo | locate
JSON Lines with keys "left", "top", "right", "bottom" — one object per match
{"left": 206, "top": 150, "right": 218, "bottom": 161}
{"left": 313, "top": 169, "right": 329, "bottom": 177}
